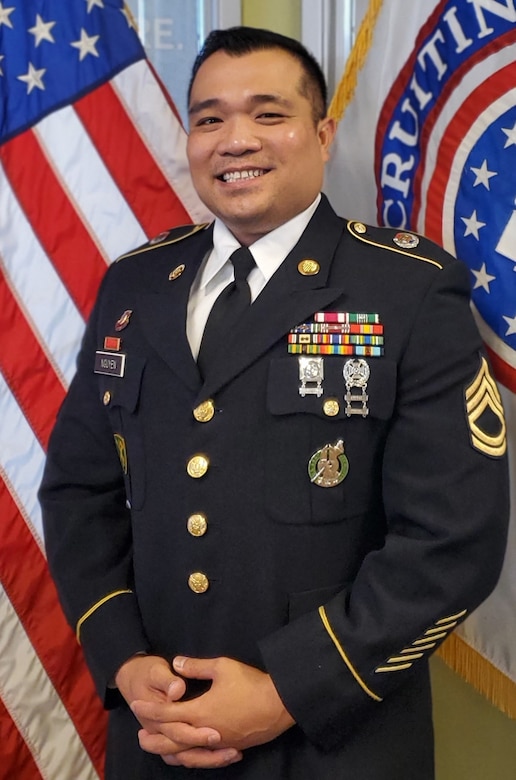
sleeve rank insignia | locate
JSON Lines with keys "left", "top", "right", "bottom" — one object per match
{"left": 465, "top": 356, "right": 507, "bottom": 457}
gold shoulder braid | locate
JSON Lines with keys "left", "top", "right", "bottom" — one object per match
{"left": 347, "top": 221, "right": 443, "bottom": 270}
{"left": 116, "top": 223, "right": 210, "bottom": 262}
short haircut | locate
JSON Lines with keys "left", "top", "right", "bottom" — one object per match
{"left": 188, "top": 26, "right": 328, "bottom": 123}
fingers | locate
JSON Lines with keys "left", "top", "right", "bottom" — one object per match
{"left": 162, "top": 747, "right": 243, "bottom": 769}
{"left": 132, "top": 702, "right": 221, "bottom": 749}
{"left": 173, "top": 655, "right": 217, "bottom": 680}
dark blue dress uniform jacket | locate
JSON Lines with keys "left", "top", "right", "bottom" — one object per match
{"left": 40, "top": 195, "right": 510, "bottom": 779}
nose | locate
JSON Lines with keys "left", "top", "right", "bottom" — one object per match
{"left": 216, "top": 115, "right": 262, "bottom": 156}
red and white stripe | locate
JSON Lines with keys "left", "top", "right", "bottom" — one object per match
{"left": 0, "top": 58, "right": 210, "bottom": 780}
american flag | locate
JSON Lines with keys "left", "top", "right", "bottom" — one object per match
{"left": 0, "top": 1, "right": 209, "bottom": 777}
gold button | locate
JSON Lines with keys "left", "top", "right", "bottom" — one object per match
{"left": 187, "top": 455, "right": 209, "bottom": 478}
{"left": 193, "top": 400, "right": 215, "bottom": 423}
{"left": 354, "top": 222, "right": 367, "bottom": 234}
{"left": 298, "top": 259, "right": 320, "bottom": 276}
{"left": 187, "top": 513, "right": 208, "bottom": 537}
{"left": 323, "top": 398, "right": 340, "bottom": 417}
{"left": 188, "top": 572, "right": 209, "bottom": 593}
{"left": 103, "top": 391, "right": 111, "bottom": 406}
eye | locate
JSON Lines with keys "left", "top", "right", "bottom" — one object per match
{"left": 195, "top": 116, "right": 222, "bottom": 127}
{"left": 257, "top": 112, "right": 284, "bottom": 120}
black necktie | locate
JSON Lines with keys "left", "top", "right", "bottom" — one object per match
{"left": 197, "top": 246, "right": 256, "bottom": 378}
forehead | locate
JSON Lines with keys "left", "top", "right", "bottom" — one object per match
{"left": 189, "top": 48, "right": 306, "bottom": 104}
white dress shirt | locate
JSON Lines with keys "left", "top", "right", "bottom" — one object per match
{"left": 187, "top": 194, "right": 321, "bottom": 359}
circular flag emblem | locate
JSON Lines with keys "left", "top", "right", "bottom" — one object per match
{"left": 375, "top": 2, "right": 516, "bottom": 391}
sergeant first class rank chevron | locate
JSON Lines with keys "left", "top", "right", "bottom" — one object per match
{"left": 289, "top": 312, "right": 384, "bottom": 356}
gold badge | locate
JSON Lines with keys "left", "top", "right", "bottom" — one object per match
{"left": 114, "top": 433, "right": 128, "bottom": 474}
{"left": 465, "top": 356, "right": 506, "bottom": 457}
{"left": 169, "top": 264, "right": 185, "bottom": 280}
{"left": 354, "top": 222, "right": 367, "bottom": 234}
{"left": 298, "top": 259, "right": 320, "bottom": 276}
{"left": 308, "top": 439, "right": 349, "bottom": 488}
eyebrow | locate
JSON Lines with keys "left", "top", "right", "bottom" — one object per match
{"left": 188, "top": 93, "right": 294, "bottom": 117}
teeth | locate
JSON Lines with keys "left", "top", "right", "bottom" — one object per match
{"left": 222, "top": 169, "right": 264, "bottom": 182}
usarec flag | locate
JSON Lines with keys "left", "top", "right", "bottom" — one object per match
{"left": 0, "top": 1, "right": 210, "bottom": 778}
{"left": 326, "top": 0, "right": 516, "bottom": 716}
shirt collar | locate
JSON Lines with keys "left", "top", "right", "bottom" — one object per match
{"left": 198, "top": 194, "right": 321, "bottom": 290}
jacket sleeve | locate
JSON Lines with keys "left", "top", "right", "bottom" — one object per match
{"left": 260, "top": 257, "right": 510, "bottom": 750}
{"left": 39, "top": 267, "right": 150, "bottom": 706}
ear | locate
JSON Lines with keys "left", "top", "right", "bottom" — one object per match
{"left": 318, "top": 116, "right": 337, "bottom": 162}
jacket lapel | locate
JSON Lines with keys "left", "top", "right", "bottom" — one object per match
{"left": 198, "top": 197, "right": 347, "bottom": 401}
{"left": 137, "top": 226, "right": 213, "bottom": 392}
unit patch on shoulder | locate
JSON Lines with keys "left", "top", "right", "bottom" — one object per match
{"left": 465, "top": 356, "right": 506, "bottom": 457}
{"left": 114, "top": 433, "right": 128, "bottom": 474}
{"left": 116, "top": 223, "right": 211, "bottom": 262}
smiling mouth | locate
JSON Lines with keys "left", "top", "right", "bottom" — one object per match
{"left": 219, "top": 169, "right": 267, "bottom": 183}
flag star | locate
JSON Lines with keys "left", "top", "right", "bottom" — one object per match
{"left": 461, "top": 210, "right": 486, "bottom": 240}
{"left": 470, "top": 159, "right": 497, "bottom": 190}
{"left": 71, "top": 29, "right": 100, "bottom": 60}
{"left": 85, "top": 0, "right": 104, "bottom": 11}
{"left": 0, "top": 2, "right": 15, "bottom": 28}
{"left": 502, "top": 121, "right": 516, "bottom": 149}
{"left": 503, "top": 313, "right": 516, "bottom": 336}
{"left": 471, "top": 263, "right": 496, "bottom": 292}
{"left": 17, "top": 62, "right": 46, "bottom": 93}
{"left": 120, "top": 4, "right": 136, "bottom": 28}
{"left": 29, "top": 14, "right": 56, "bottom": 46}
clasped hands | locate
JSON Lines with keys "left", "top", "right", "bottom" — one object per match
{"left": 115, "top": 654, "right": 295, "bottom": 769}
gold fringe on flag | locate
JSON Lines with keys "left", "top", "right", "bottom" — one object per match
{"left": 328, "top": 0, "right": 384, "bottom": 123}
{"left": 438, "top": 633, "right": 516, "bottom": 719}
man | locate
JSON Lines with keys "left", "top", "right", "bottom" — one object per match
{"left": 39, "top": 26, "right": 509, "bottom": 779}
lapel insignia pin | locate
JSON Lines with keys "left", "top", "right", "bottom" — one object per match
{"left": 298, "top": 259, "right": 320, "bottom": 276}
{"left": 169, "top": 264, "right": 185, "bottom": 280}
{"left": 308, "top": 439, "right": 349, "bottom": 488}
{"left": 343, "top": 358, "right": 370, "bottom": 417}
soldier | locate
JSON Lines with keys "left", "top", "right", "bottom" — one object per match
{"left": 40, "top": 26, "right": 509, "bottom": 779}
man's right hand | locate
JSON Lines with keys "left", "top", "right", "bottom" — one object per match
{"left": 114, "top": 654, "right": 241, "bottom": 768}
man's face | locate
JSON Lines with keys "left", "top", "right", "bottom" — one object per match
{"left": 187, "top": 48, "right": 335, "bottom": 246}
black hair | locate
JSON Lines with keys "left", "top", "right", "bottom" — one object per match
{"left": 187, "top": 26, "right": 328, "bottom": 122}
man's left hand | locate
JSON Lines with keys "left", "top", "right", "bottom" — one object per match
{"left": 131, "top": 656, "right": 295, "bottom": 765}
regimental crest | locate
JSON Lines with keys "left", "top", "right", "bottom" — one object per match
{"left": 465, "top": 356, "right": 507, "bottom": 457}
{"left": 375, "top": 3, "right": 516, "bottom": 392}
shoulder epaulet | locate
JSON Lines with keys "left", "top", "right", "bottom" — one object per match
{"left": 347, "top": 220, "right": 444, "bottom": 270}
{"left": 116, "top": 223, "right": 211, "bottom": 262}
